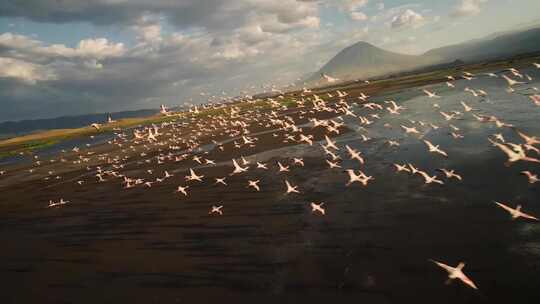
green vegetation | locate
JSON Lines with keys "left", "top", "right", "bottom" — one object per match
{"left": 0, "top": 114, "right": 181, "bottom": 158}
{"left": 279, "top": 97, "right": 297, "bottom": 107}
{"left": 0, "top": 139, "right": 59, "bottom": 159}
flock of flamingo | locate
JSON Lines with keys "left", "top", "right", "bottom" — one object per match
{"left": 2, "top": 62, "right": 540, "bottom": 291}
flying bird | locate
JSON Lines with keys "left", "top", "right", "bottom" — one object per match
{"left": 494, "top": 202, "right": 538, "bottom": 221}
{"left": 423, "top": 89, "right": 440, "bottom": 98}
{"left": 430, "top": 260, "right": 478, "bottom": 290}
{"left": 521, "top": 171, "right": 539, "bottom": 184}
{"left": 424, "top": 140, "right": 448, "bottom": 157}
{"left": 310, "top": 202, "right": 326, "bottom": 215}
{"left": 285, "top": 180, "right": 300, "bottom": 194}
{"left": 209, "top": 205, "right": 224, "bottom": 216}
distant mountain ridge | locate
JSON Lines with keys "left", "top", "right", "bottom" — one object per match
{"left": 0, "top": 109, "right": 158, "bottom": 138}
{"left": 310, "top": 26, "right": 540, "bottom": 83}
{"left": 311, "top": 41, "right": 434, "bottom": 82}
{"left": 424, "top": 27, "right": 540, "bottom": 62}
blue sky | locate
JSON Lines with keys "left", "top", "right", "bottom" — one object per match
{"left": 0, "top": 0, "right": 539, "bottom": 121}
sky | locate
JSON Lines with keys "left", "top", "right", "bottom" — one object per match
{"left": 0, "top": 0, "right": 539, "bottom": 122}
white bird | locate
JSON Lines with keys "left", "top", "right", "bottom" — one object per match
{"left": 346, "top": 169, "right": 373, "bottom": 186}
{"left": 418, "top": 171, "right": 444, "bottom": 185}
{"left": 256, "top": 162, "right": 268, "bottom": 169}
{"left": 176, "top": 185, "right": 189, "bottom": 196}
{"left": 489, "top": 139, "right": 540, "bottom": 164}
{"left": 393, "top": 163, "right": 411, "bottom": 173}
{"left": 299, "top": 134, "right": 313, "bottom": 146}
{"left": 277, "top": 161, "right": 290, "bottom": 172}
{"left": 493, "top": 133, "right": 505, "bottom": 143}
{"left": 285, "top": 180, "right": 300, "bottom": 194}
{"left": 387, "top": 140, "right": 400, "bottom": 147}
{"left": 520, "top": 171, "right": 539, "bottom": 184}
{"left": 438, "top": 169, "right": 462, "bottom": 181}
{"left": 477, "top": 89, "right": 488, "bottom": 96}
{"left": 160, "top": 104, "right": 169, "bottom": 115}
{"left": 321, "top": 73, "right": 339, "bottom": 83}
{"left": 408, "top": 163, "right": 420, "bottom": 174}
{"left": 48, "top": 198, "right": 70, "bottom": 208}
{"left": 524, "top": 144, "right": 540, "bottom": 154}
{"left": 215, "top": 178, "right": 227, "bottom": 185}
{"left": 460, "top": 101, "right": 475, "bottom": 112}
{"left": 502, "top": 75, "right": 525, "bottom": 86}
{"left": 193, "top": 155, "right": 202, "bottom": 164}
{"left": 423, "top": 89, "right": 440, "bottom": 98}
{"left": 345, "top": 145, "right": 365, "bottom": 164}
{"left": 424, "top": 140, "right": 448, "bottom": 157}
{"left": 310, "top": 202, "right": 326, "bottom": 215}
{"left": 326, "top": 159, "right": 342, "bottom": 169}
{"left": 247, "top": 180, "right": 261, "bottom": 191}
{"left": 231, "top": 159, "right": 248, "bottom": 175}
{"left": 209, "top": 205, "right": 223, "bottom": 216}
{"left": 440, "top": 111, "right": 456, "bottom": 121}
{"left": 516, "top": 130, "right": 540, "bottom": 146}
{"left": 530, "top": 95, "right": 540, "bottom": 106}
{"left": 185, "top": 169, "right": 204, "bottom": 182}
{"left": 430, "top": 260, "right": 478, "bottom": 290}
{"left": 494, "top": 201, "right": 538, "bottom": 221}
{"left": 401, "top": 125, "right": 420, "bottom": 134}
{"left": 324, "top": 135, "right": 339, "bottom": 150}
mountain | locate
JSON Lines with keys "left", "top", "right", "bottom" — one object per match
{"left": 311, "top": 27, "right": 540, "bottom": 83}
{"left": 310, "top": 41, "right": 431, "bottom": 82}
{"left": 424, "top": 27, "right": 540, "bottom": 62}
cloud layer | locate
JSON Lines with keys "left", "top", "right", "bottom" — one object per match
{"left": 452, "top": 0, "right": 488, "bottom": 17}
{"left": 0, "top": 0, "right": 328, "bottom": 121}
{"left": 0, "top": 0, "right": 518, "bottom": 122}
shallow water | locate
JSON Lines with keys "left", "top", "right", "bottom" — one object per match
{"left": 1, "top": 68, "right": 539, "bottom": 303}
{"left": 230, "top": 67, "right": 540, "bottom": 300}
{"left": 0, "top": 132, "right": 118, "bottom": 166}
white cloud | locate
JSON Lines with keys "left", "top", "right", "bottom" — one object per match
{"left": 72, "top": 38, "right": 126, "bottom": 59}
{"left": 452, "top": 0, "right": 488, "bottom": 17}
{"left": 0, "top": 1, "right": 327, "bottom": 119}
{"left": 333, "top": 0, "right": 370, "bottom": 20}
{"left": 0, "top": 33, "right": 40, "bottom": 49}
{"left": 83, "top": 59, "right": 104, "bottom": 70}
{"left": 391, "top": 9, "right": 425, "bottom": 29}
{"left": 0, "top": 33, "right": 125, "bottom": 61}
{"left": 340, "top": 0, "right": 369, "bottom": 12}
{"left": 351, "top": 11, "right": 368, "bottom": 21}
{"left": 0, "top": 57, "right": 56, "bottom": 83}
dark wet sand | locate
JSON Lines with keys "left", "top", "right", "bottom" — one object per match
{"left": 1, "top": 78, "right": 540, "bottom": 303}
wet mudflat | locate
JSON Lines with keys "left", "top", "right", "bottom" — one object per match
{"left": 0, "top": 68, "right": 539, "bottom": 303}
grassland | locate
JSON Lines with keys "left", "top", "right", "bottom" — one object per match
{"left": 0, "top": 114, "right": 181, "bottom": 159}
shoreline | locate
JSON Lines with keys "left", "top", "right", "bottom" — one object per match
{"left": 1, "top": 53, "right": 539, "bottom": 161}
